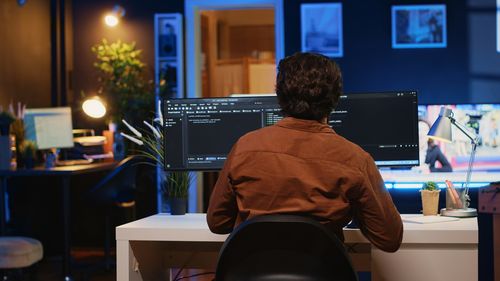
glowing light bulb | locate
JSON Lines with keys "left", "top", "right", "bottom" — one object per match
{"left": 82, "top": 98, "right": 106, "bottom": 118}
{"left": 104, "top": 14, "right": 119, "bottom": 27}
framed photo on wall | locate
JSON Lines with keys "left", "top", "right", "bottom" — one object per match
{"left": 301, "top": 3, "right": 343, "bottom": 57}
{"left": 497, "top": 0, "right": 500, "bottom": 52}
{"left": 155, "top": 13, "right": 184, "bottom": 98}
{"left": 392, "top": 4, "right": 447, "bottom": 49}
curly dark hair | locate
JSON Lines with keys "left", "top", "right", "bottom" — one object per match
{"left": 275, "top": 52, "right": 343, "bottom": 121}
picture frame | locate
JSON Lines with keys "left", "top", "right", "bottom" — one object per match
{"left": 497, "top": 0, "right": 500, "bottom": 52}
{"left": 392, "top": 4, "right": 447, "bottom": 49}
{"left": 157, "top": 15, "right": 181, "bottom": 58}
{"left": 301, "top": 3, "right": 343, "bottom": 57}
{"left": 155, "top": 13, "right": 184, "bottom": 98}
{"left": 159, "top": 60, "right": 178, "bottom": 97}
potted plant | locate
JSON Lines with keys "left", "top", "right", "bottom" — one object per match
{"left": 120, "top": 103, "right": 192, "bottom": 215}
{"left": 421, "top": 181, "right": 440, "bottom": 216}
{"left": 91, "top": 39, "right": 154, "bottom": 124}
{"left": 19, "top": 140, "right": 37, "bottom": 169}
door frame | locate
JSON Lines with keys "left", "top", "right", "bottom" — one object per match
{"left": 184, "top": 0, "right": 284, "bottom": 213}
{"left": 185, "top": 0, "right": 284, "bottom": 99}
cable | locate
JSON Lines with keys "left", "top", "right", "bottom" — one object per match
{"left": 173, "top": 271, "right": 215, "bottom": 281}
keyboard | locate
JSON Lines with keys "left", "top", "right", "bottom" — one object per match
{"left": 56, "top": 159, "right": 93, "bottom": 166}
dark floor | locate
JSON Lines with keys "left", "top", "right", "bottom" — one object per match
{"left": 35, "top": 249, "right": 115, "bottom": 281}
{"left": 32, "top": 248, "right": 215, "bottom": 281}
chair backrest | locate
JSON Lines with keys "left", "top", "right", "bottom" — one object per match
{"left": 88, "top": 156, "right": 143, "bottom": 205}
{"left": 215, "top": 214, "right": 358, "bottom": 281}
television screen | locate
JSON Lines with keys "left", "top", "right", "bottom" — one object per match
{"left": 163, "top": 91, "right": 419, "bottom": 171}
{"left": 418, "top": 104, "right": 500, "bottom": 172}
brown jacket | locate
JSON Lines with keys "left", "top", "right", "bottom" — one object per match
{"left": 207, "top": 117, "right": 403, "bottom": 252}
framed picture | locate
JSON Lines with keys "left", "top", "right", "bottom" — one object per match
{"left": 392, "top": 4, "right": 447, "bottom": 49}
{"left": 157, "top": 15, "right": 181, "bottom": 58}
{"left": 497, "top": 0, "right": 500, "bottom": 52}
{"left": 159, "top": 60, "right": 178, "bottom": 97}
{"left": 301, "top": 3, "right": 343, "bottom": 57}
{"left": 155, "top": 13, "right": 183, "bottom": 98}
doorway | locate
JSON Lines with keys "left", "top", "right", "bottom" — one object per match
{"left": 200, "top": 9, "right": 276, "bottom": 98}
{"left": 185, "top": 0, "right": 284, "bottom": 212}
{"left": 185, "top": 0, "right": 284, "bottom": 98}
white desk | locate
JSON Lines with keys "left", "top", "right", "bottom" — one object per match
{"left": 116, "top": 213, "right": 478, "bottom": 281}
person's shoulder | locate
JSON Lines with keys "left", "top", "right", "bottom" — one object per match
{"left": 237, "top": 125, "right": 276, "bottom": 144}
{"left": 329, "top": 134, "right": 374, "bottom": 167}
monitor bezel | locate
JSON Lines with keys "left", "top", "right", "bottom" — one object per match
{"left": 162, "top": 91, "right": 420, "bottom": 171}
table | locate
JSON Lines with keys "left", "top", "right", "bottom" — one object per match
{"left": 116, "top": 213, "right": 478, "bottom": 281}
{"left": 0, "top": 162, "right": 117, "bottom": 281}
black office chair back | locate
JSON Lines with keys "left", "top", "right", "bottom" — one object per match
{"left": 88, "top": 156, "right": 142, "bottom": 205}
{"left": 215, "top": 215, "right": 358, "bottom": 281}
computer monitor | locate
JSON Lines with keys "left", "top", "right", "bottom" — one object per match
{"left": 418, "top": 103, "right": 500, "bottom": 172}
{"left": 163, "top": 91, "right": 419, "bottom": 171}
{"left": 23, "top": 107, "right": 74, "bottom": 150}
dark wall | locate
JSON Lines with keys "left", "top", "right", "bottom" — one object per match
{"left": 71, "top": 0, "right": 184, "bottom": 128}
{"left": 284, "top": 0, "right": 474, "bottom": 105}
{"left": 0, "top": 0, "right": 52, "bottom": 108}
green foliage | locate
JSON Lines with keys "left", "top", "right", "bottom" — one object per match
{"left": 162, "top": 171, "right": 193, "bottom": 199}
{"left": 422, "top": 181, "right": 439, "bottom": 191}
{"left": 19, "top": 140, "right": 36, "bottom": 158}
{"left": 122, "top": 118, "right": 192, "bottom": 199}
{"left": 91, "top": 39, "right": 154, "bottom": 123}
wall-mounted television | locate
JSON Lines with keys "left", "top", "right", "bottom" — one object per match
{"left": 418, "top": 104, "right": 500, "bottom": 172}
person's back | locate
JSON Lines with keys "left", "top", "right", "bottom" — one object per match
{"left": 207, "top": 52, "right": 403, "bottom": 253}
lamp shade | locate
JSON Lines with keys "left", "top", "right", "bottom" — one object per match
{"left": 427, "top": 107, "right": 453, "bottom": 143}
{"left": 82, "top": 97, "right": 106, "bottom": 118}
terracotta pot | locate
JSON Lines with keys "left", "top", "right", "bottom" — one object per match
{"left": 421, "top": 190, "right": 440, "bottom": 216}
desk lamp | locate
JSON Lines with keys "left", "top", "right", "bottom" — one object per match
{"left": 427, "top": 107, "right": 478, "bottom": 217}
{"left": 82, "top": 96, "right": 106, "bottom": 118}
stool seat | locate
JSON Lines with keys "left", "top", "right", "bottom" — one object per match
{"left": 0, "top": 236, "right": 43, "bottom": 269}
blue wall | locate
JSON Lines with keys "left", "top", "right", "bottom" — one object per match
{"left": 73, "top": 0, "right": 500, "bottom": 106}
{"left": 284, "top": 0, "right": 500, "bottom": 105}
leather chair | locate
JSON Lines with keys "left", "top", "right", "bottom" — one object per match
{"left": 215, "top": 214, "right": 358, "bottom": 281}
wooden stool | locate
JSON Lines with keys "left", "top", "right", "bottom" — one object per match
{"left": 0, "top": 236, "right": 43, "bottom": 279}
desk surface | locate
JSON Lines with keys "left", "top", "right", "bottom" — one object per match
{"left": 0, "top": 161, "right": 117, "bottom": 176}
{"left": 116, "top": 213, "right": 478, "bottom": 244}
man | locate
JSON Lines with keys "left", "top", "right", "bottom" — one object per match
{"left": 207, "top": 52, "right": 403, "bottom": 252}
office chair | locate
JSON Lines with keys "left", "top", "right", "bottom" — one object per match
{"left": 215, "top": 214, "right": 358, "bottom": 281}
{"left": 84, "top": 156, "right": 145, "bottom": 273}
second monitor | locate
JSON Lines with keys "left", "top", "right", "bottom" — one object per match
{"left": 163, "top": 91, "right": 419, "bottom": 171}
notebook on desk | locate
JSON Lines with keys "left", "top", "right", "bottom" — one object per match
{"left": 403, "top": 215, "right": 460, "bottom": 224}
